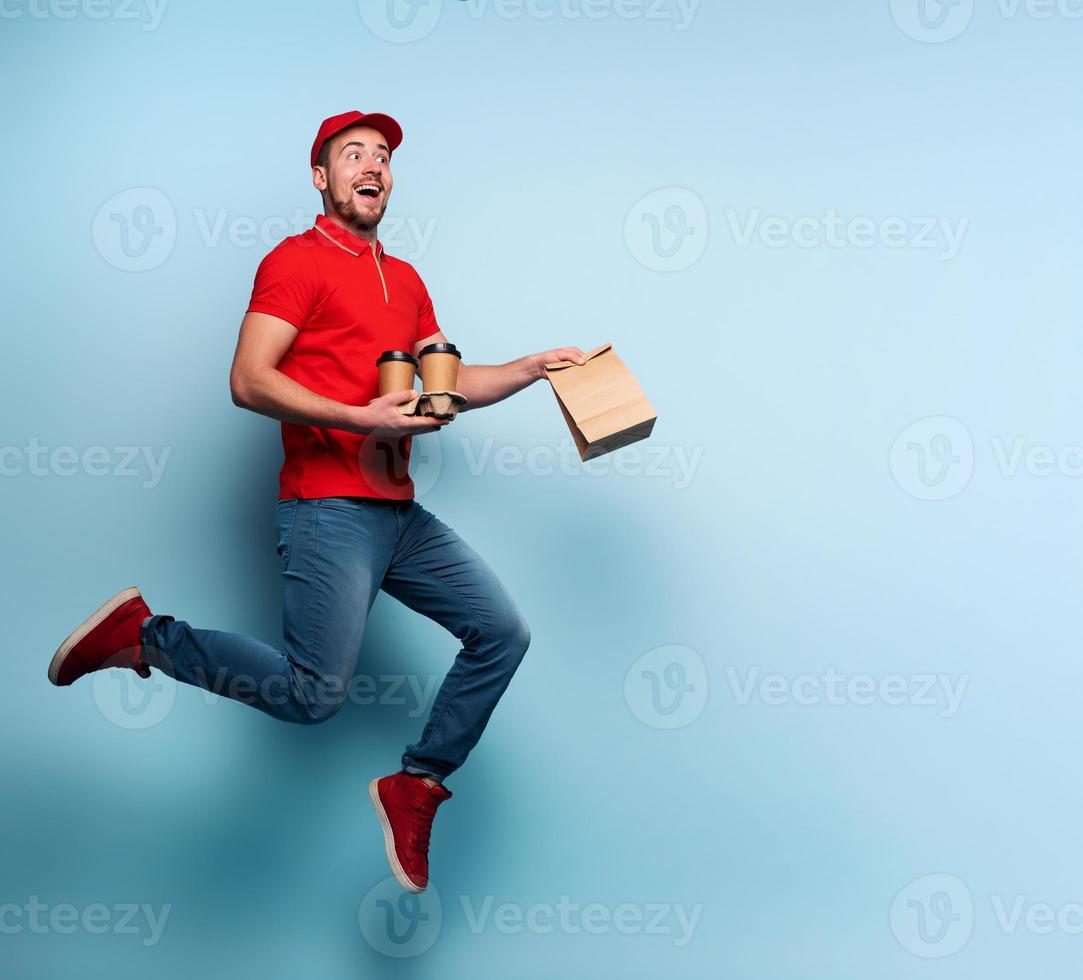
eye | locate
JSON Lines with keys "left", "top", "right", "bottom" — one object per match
{"left": 348, "top": 151, "right": 360, "bottom": 160}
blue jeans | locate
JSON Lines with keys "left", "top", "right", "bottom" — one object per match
{"left": 138, "top": 497, "right": 531, "bottom": 783}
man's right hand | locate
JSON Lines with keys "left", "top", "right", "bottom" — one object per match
{"left": 351, "top": 390, "right": 451, "bottom": 436}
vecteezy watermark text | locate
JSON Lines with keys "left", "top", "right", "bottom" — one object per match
{"left": 460, "top": 895, "right": 703, "bottom": 946}
{"left": 0, "top": 897, "right": 171, "bottom": 946}
{"left": 192, "top": 209, "right": 437, "bottom": 258}
{"left": 358, "top": 0, "right": 701, "bottom": 44}
{"left": 724, "top": 209, "right": 969, "bottom": 261}
{"left": 192, "top": 667, "right": 440, "bottom": 719}
{"left": 459, "top": 438, "right": 703, "bottom": 489}
{"left": 725, "top": 666, "right": 969, "bottom": 718}
{"left": 93, "top": 189, "right": 438, "bottom": 272}
{"left": 459, "top": 0, "right": 701, "bottom": 30}
{"left": 358, "top": 882, "right": 704, "bottom": 958}
{"left": 624, "top": 193, "right": 969, "bottom": 273}
{"left": 0, "top": 0, "right": 168, "bottom": 30}
{"left": 92, "top": 664, "right": 444, "bottom": 730}
{"left": 0, "top": 440, "right": 171, "bottom": 489}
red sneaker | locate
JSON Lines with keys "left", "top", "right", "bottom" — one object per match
{"left": 368, "top": 771, "right": 453, "bottom": 893}
{"left": 48, "top": 587, "right": 153, "bottom": 687}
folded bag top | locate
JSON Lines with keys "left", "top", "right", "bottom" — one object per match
{"left": 543, "top": 343, "right": 613, "bottom": 371}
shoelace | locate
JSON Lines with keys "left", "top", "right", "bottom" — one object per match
{"left": 410, "top": 799, "right": 439, "bottom": 852}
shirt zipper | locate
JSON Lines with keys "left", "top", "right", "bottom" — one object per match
{"left": 371, "top": 245, "right": 388, "bottom": 304}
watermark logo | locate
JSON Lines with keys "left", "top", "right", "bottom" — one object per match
{"left": 890, "top": 416, "right": 974, "bottom": 501}
{"left": 358, "top": 429, "right": 443, "bottom": 499}
{"left": 92, "top": 188, "right": 176, "bottom": 272}
{"left": 893, "top": 873, "right": 1083, "bottom": 952}
{"left": 359, "top": 877, "right": 442, "bottom": 957}
{"left": 92, "top": 662, "right": 176, "bottom": 731}
{"left": 893, "top": 418, "right": 1083, "bottom": 499}
{"left": 625, "top": 188, "right": 708, "bottom": 273}
{"left": 890, "top": 0, "right": 975, "bottom": 42}
{"left": 359, "top": 0, "right": 442, "bottom": 42}
{"left": 890, "top": 873, "right": 974, "bottom": 958}
{"left": 624, "top": 645, "right": 708, "bottom": 729}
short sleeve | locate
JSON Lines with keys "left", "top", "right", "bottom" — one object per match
{"left": 246, "top": 241, "right": 319, "bottom": 329}
{"left": 414, "top": 272, "right": 441, "bottom": 344}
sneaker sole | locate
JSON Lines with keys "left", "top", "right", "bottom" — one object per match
{"left": 48, "top": 587, "right": 142, "bottom": 686}
{"left": 368, "top": 778, "right": 426, "bottom": 894}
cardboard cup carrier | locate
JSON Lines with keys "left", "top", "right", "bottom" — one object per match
{"left": 384, "top": 343, "right": 468, "bottom": 420}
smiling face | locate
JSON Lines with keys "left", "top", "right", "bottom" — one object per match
{"left": 312, "top": 125, "right": 394, "bottom": 232}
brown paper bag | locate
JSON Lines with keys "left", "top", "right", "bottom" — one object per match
{"left": 543, "top": 343, "right": 657, "bottom": 461}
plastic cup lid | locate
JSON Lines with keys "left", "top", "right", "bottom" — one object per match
{"left": 418, "top": 343, "right": 461, "bottom": 359}
{"left": 376, "top": 350, "right": 419, "bottom": 366}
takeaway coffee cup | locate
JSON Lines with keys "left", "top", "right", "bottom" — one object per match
{"left": 418, "top": 342, "right": 462, "bottom": 392}
{"left": 376, "top": 350, "right": 419, "bottom": 396}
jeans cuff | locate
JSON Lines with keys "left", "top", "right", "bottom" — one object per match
{"left": 402, "top": 763, "right": 447, "bottom": 784}
{"left": 140, "top": 613, "right": 174, "bottom": 667}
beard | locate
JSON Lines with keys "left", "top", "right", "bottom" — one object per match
{"left": 329, "top": 184, "right": 387, "bottom": 233}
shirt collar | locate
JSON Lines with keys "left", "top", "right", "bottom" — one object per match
{"left": 314, "top": 213, "right": 384, "bottom": 261}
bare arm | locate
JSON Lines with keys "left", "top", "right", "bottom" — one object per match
{"left": 230, "top": 313, "right": 448, "bottom": 435}
{"left": 413, "top": 331, "right": 586, "bottom": 412}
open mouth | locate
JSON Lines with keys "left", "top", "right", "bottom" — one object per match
{"left": 354, "top": 183, "right": 381, "bottom": 201}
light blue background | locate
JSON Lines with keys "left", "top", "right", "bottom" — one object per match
{"left": 3, "top": 0, "right": 1083, "bottom": 976}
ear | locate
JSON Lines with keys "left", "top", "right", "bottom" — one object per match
{"left": 312, "top": 166, "right": 328, "bottom": 192}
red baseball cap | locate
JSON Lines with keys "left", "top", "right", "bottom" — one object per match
{"left": 310, "top": 110, "right": 404, "bottom": 168}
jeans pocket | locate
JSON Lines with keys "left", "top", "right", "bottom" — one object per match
{"left": 275, "top": 499, "right": 300, "bottom": 571}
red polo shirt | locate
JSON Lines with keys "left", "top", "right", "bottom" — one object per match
{"left": 246, "top": 213, "right": 440, "bottom": 501}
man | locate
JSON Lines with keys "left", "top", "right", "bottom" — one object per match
{"left": 48, "top": 109, "right": 585, "bottom": 894}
